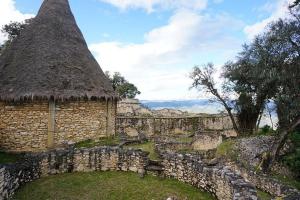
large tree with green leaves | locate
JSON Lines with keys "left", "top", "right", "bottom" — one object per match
{"left": 105, "top": 71, "right": 141, "bottom": 99}
{"left": 191, "top": 1, "right": 300, "bottom": 139}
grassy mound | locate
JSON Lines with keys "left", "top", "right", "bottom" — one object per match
{"left": 125, "top": 142, "right": 160, "bottom": 160}
{"left": 13, "top": 171, "right": 215, "bottom": 200}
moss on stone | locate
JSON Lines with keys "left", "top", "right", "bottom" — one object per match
{"left": 74, "top": 137, "right": 119, "bottom": 148}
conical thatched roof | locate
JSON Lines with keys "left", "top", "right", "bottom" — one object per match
{"left": 0, "top": 0, "right": 117, "bottom": 101}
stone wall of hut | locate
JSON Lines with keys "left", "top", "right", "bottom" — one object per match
{"left": 0, "top": 100, "right": 116, "bottom": 152}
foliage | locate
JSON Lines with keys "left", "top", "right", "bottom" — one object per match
{"left": 281, "top": 131, "right": 300, "bottom": 178}
{"left": 271, "top": 173, "right": 300, "bottom": 190}
{"left": 190, "top": 63, "right": 240, "bottom": 135}
{"left": 105, "top": 71, "right": 141, "bottom": 99}
{"left": 215, "top": 139, "right": 237, "bottom": 160}
{"left": 191, "top": 3, "right": 300, "bottom": 170}
{"left": 14, "top": 171, "right": 215, "bottom": 200}
{"left": 257, "top": 190, "right": 273, "bottom": 200}
{"left": 0, "top": 20, "right": 31, "bottom": 55}
{"left": 0, "top": 152, "right": 23, "bottom": 164}
{"left": 290, "top": 0, "right": 300, "bottom": 8}
{"left": 125, "top": 142, "right": 159, "bottom": 160}
{"left": 74, "top": 137, "right": 119, "bottom": 148}
{"left": 257, "top": 125, "right": 275, "bottom": 136}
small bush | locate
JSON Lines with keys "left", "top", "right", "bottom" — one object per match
{"left": 281, "top": 131, "right": 300, "bottom": 178}
{"left": 258, "top": 125, "right": 274, "bottom": 136}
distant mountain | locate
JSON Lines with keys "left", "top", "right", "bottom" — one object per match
{"left": 140, "top": 99, "right": 278, "bottom": 127}
{"left": 140, "top": 99, "right": 223, "bottom": 114}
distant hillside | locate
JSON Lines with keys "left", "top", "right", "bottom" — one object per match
{"left": 140, "top": 99, "right": 223, "bottom": 114}
{"left": 140, "top": 99, "right": 277, "bottom": 127}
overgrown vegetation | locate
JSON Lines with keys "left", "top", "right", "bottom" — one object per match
{"left": 215, "top": 140, "right": 237, "bottom": 160}
{"left": 105, "top": 71, "right": 141, "bottom": 99}
{"left": 0, "top": 152, "right": 23, "bottom": 164}
{"left": 257, "top": 125, "right": 275, "bottom": 136}
{"left": 257, "top": 190, "right": 273, "bottom": 200}
{"left": 271, "top": 174, "right": 300, "bottom": 190}
{"left": 281, "top": 131, "right": 300, "bottom": 179}
{"left": 190, "top": 1, "right": 300, "bottom": 172}
{"left": 0, "top": 20, "right": 32, "bottom": 55}
{"left": 14, "top": 171, "right": 215, "bottom": 200}
{"left": 74, "top": 137, "right": 119, "bottom": 148}
{"left": 125, "top": 142, "right": 159, "bottom": 160}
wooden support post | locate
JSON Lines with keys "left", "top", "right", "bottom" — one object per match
{"left": 47, "top": 99, "right": 55, "bottom": 148}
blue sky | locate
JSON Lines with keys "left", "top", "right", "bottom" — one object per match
{"left": 0, "top": 0, "right": 294, "bottom": 100}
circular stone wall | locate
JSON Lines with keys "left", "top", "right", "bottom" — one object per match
{"left": 14, "top": 171, "right": 215, "bottom": 200}
{"left": 0, "top": 147, "right": 257, "bottom": 200}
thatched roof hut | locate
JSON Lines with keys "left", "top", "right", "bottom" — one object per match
{"left": 0, "top": 0, "right": 118, "bottom": 152}
{"left": 0, "top": 0, "right": 116, "bottom": 101}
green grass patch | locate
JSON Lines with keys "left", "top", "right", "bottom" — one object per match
{"left": 13, "top": 171, "right": 215, "bottom": 200}
{"left": 271, "top": 174, "right": 300, "bottom": 190}
{"left": 257, "top": 190, "right": 273, "bottom": 200}
{"left": 215, "top": 139, "right": 237, "bottom": 160}
{"left": 0, "top": 152, "right": 23, "bottom": 164}
{"left": 125, "top": 142, "right": 159, "bottom": 160}
{"left": 176, "top": 137, "right": 194, "bottom": 143}
{"left": 75, "top": 137, "right": 119, "bottom": 148}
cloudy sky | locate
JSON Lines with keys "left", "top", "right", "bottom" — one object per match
{"left": 0, "top": 0, "right": 294, "bottom": 100}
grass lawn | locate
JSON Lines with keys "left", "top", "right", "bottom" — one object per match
{"left": 257, "top": 190, "right": 273, "bottom": 200}
{"left": 0, "top": 152, "right": 23, "bottom": 164}
{"left": 13, "top": 171, "right": 215, "bottom": 200}
{"left": 125, "top": 142, "right": 160, "bottom": 160}
{"left": 75, "top": 137, "right": 119, "bottom": 148}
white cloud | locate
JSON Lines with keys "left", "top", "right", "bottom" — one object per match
{"left": 99, "top": 0, "right": 208, "bottom": 12}
{"left": 90, "top": 10, "right": 243, "bottom": 100}
{"left": 0, "top": 0, "right": 34, "bottom": 44}
{"left": 244, "top": 0, "right": 294, "bottom": 40}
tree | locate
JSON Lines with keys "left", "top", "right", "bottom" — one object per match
{"left": 290, "top": 0, "right": 300, "bottom": 8}
{"left": 105, "top": 71, "right": 141, "bottom": 99}
{"left": 222, "top": 37, "right": 279, "bottom": 135}
{"left": 0, "top": 20, "right": 31, "bottom": 55}
{"left": 190, "top": 63, "right": 240, "bottom": 134}
{"left": 261, "top": 14, "right": 300, "bottom": 171}
{"left": 190, "top": 3, "right": 300, "bottom": 138}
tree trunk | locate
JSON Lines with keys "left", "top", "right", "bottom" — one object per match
{"left": 256, "top": 110, "right": 263, "bottom": 131}
{"left": 266, "top": 104, "right": 274, "bottom": 130}
{"left": 263, "top": 117, "right": 300, "bottom": 172}
{"left": 214, "top": 92, "right": 240, "bottom": 135}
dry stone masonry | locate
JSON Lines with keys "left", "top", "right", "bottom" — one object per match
{"left": 0, "top": 100, "right": 116, "bottom": 152}
{"left": 162, "top": 153, "right": 257, "bottom": 200}
{"left": 0, "top": 147, "right": 148, "bottom": 200}
{"left": 0, "top": 146, "right": 259, "bottom": 200}
{"left": 117, "top": 116, "right": 237, "bottom": 138}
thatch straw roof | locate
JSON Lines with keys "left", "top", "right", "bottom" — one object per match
{"left": 0, "top": 0, "right": 117, "bottom": 101}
